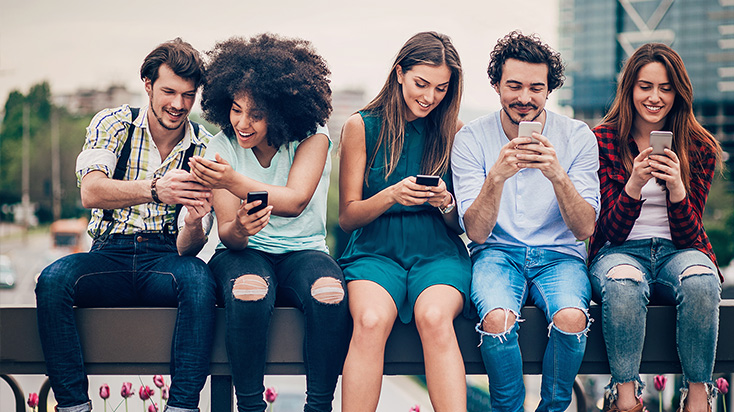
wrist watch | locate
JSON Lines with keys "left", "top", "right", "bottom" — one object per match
{"left": 438, "top": 192, "right": 456, "bottom": 215}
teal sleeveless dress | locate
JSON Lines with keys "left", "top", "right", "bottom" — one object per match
{"left": 338, "top": 110, "right": 472, "bottom": 323}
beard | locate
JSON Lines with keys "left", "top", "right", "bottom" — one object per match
{"left": 150, "top": 102, "right": 186, "bottom": 131}
{"left": 502, "top": 103, "right": 543, "bottom": 125}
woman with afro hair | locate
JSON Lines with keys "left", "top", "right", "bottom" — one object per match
{"left": 187, "top": 34, "right": 350, "bottom": 412}
{"left": 337, "top": 31, "right": 471, "bottom": 411}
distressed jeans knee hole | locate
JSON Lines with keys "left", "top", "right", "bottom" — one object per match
{"left": 232, "top": 274, "right": 268, "bottom": 301}
{"left": 311, "top": 277, "right": 344, "bottom": 304}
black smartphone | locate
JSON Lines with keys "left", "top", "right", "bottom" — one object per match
{"left": 246, "top": 191, "right": 268, "bottom": 215}
{"left": 415, "top": 175, "right": 440, "bottom": 187}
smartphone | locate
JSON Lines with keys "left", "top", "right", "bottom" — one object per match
{"left": 650, "top": 131, "right": 673, "bottom": 156}
{"left": 246, "top": 191, "right": 268, "bottom": 215}
{"left": 518, "top": 121, "right": 542, "bottom": 143}
{"left": 415, "top": 175, "right": 440, "bottom": 187}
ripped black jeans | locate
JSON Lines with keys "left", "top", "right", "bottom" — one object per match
{"left": 209, "top": 248, "right": 351, "bottom": 412}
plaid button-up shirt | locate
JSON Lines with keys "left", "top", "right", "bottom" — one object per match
{"left": 588, "top": 123, "right": 720, "bottom": 280}
{"left": 75, "top": 104, "right": 211, "bottom": 237}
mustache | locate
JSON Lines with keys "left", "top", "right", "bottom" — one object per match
{"left": 509, "top": 102, "right": 538, "bottom": 110}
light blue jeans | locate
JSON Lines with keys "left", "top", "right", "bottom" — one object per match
{"left": 589, "top": 238, "right": 720, "bottom": 401}
{"left": 471, "top": 245, "right": 591, "bottom": 412}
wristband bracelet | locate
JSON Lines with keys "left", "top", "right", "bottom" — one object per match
{"left": 438, "top": 192, "right": 456, "bottom": 215}
{"left": 151, "top": 177, "right": 161, "bottom": 203}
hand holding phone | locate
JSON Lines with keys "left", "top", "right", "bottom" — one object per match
{"left": 246, "top": 191, "right": 268, "bottom": 215}
{"left": 415, "top": 175, "right": 440, "bottom": 187}
{"left": 649, "top": 131, "right": 673, "bottom": 156}
{"left": 518, "top": 121, "right": 542, "bottom": 144}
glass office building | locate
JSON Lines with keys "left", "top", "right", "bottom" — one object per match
{"left": 559, "top": 0, "right": 734, "bottom": 144}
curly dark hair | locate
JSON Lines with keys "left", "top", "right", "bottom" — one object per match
{"left": 201, "top": 33, "right": 332, "bottom": 147}
{"left": 487, "top": 30, "right": 565, "bottom": 92}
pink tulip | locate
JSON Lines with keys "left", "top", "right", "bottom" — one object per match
{"left": 409, "top": 405, "right": 420, "bottom": 412}
{"left": 27, "top": 392, "right": 39, "bottom": 408}
{"left": 265, "top": 387, "right": 278, "bottom": 403}
{"left": 99, "top": 383, "right": 110, "bottom": 399}
{"left": 718, "top": 377, "right": 730, "bottom": 395}
{"left": 162, "top": 385, "right": 169, "bottom": 400}
{"left": 148, "top": 403, "right": 159, "bottom": 412}
{"left": 139, "top": 385, "right": 155, "bottom": 401}
{"left": 654, "top": 375, "right": 667, "bottom": 391}
{"left": 121, "top": 382, "right": 134, "bottom": 398}
{"left": 153, "top": 375, "right": 166, "bottom": 388}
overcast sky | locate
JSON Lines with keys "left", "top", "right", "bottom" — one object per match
{"left": 0, "top": 0, "right": 560, "bottom": 117}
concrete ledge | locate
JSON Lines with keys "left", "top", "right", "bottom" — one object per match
{"left": 2, "top": 302, "right": 734, "bottom": 411}
{"left": 3, "top": 302, "right": 734, "bottom": 376}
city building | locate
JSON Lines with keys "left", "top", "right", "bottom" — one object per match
{"left": 53, "top": 85, "right": 141, "bottom": 115}
{"left": 559, "top": 0, "right": 734, "bottom": 148}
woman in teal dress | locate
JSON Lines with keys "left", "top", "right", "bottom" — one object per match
{"left": 338, "top": 31, "right": 471, "bottom": 412}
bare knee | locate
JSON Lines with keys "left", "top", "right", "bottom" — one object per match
{"left": 232, "top": 274, "right": 268, "bottom": 301}
{"left": 607, "top": 264, "right": 643, "bottom": 281}
{"left": 353, "top": 309, "right": 393, "bottom": 340}
{"left": 311, "top": 277, "right": 345, "bottom": 304}
{"left": 680, "top": 265, "right": 715, "bottom": 280}
{"left": 481, "top": 308, "right": 516, "bottom": 334}
{"left": 552, "top": 308, "right": 587, "bottom": 334}
{"left": 415, "top": 305, "right": 453, "bottom": 334}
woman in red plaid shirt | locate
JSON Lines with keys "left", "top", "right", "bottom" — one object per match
{"left": 588, "top": 43, "right": 723, "bottom": 412}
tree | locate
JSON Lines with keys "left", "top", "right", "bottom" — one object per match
{"left": 0, "top": 82, "right": 92, "bottom": 222}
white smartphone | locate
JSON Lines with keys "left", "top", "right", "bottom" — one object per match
{"left": 650, "top": 131, "right": 673, "bottom": 156}
{"left": 518, "top": 121, "right": 542, "bottom": 143}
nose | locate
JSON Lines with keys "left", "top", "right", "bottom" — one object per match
{"left": 518, "top": 88, "right": 532, "bottom": 104}
{"left": 424, "top": 88, "right": 435, "bottom": 104}
{"left": 649, "top": 88, "right": 661, "bottom": 102}
{"left": 236, "top": 113, "right": 251, "bottom": 130}
{"left": 171, "top": 93, "right": 184, "bottom": 110}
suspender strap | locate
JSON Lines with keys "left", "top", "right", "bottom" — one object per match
{"left": 98, "top": 108, "right": 201, "bottom": 237}
{"left": 170, "top": 142, "right": 197, "bottom": 233}
{"left": 101, "top": 107, "right": 139, "bottom": 226}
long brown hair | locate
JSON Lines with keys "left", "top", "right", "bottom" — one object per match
{"left": 363, "top": 31, "right": 463, "bottom": 182}
{"left": 600, "top": 43, "right": 721, "bottom": 193}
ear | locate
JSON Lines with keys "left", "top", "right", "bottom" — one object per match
{"left": 396, "top": 65, "right": 405, "bottom": 85}
{"left": 144, "top": 78, "right": 153, "bottom": 96}
{"left": 492, "top": 83, "right": 500, "bottom": 94}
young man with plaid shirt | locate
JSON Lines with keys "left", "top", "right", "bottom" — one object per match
{"left": 36, "top": 38, "right": 215, "bottom": 412}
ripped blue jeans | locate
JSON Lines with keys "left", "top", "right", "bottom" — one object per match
{"left": 471, "top": 245, "right": 591, "bottom": 412}
{"left": 589, "top": 238, "right": 720, "bottom": 402}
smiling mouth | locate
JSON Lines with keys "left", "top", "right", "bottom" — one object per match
{"left": 238, "top": 131, "right": 254, "bottom": 138}
{"left": 165, "top": 109, "right": 186, "bottom": 122}
{"left": 510, "top": 103, "right": 537, "bottom": 111}
{"left": 644, "top": 105, "right": 662, "bottom": 112}
{"left": 417, "top": 101, "right": 431, "bottom": 109}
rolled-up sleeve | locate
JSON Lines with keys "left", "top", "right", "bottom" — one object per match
{"left": 567, "top": 122, "right": 601, "bottom": 219}
{"left": 75, "top": 108, "right": 128, "bottom": 186}
{"left": 451, "top": 126, "right": 487, "bottom": 231}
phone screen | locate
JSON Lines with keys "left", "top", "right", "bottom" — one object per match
{"left": 415, "top": 175, "right": 440, "bottom": 186}
{"left": 246, "top": 191, "right": 268, "bottom": 215}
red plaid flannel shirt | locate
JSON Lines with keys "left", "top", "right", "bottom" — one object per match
{"left": 588, "top": 124, "right": 721, "bottom": 281}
